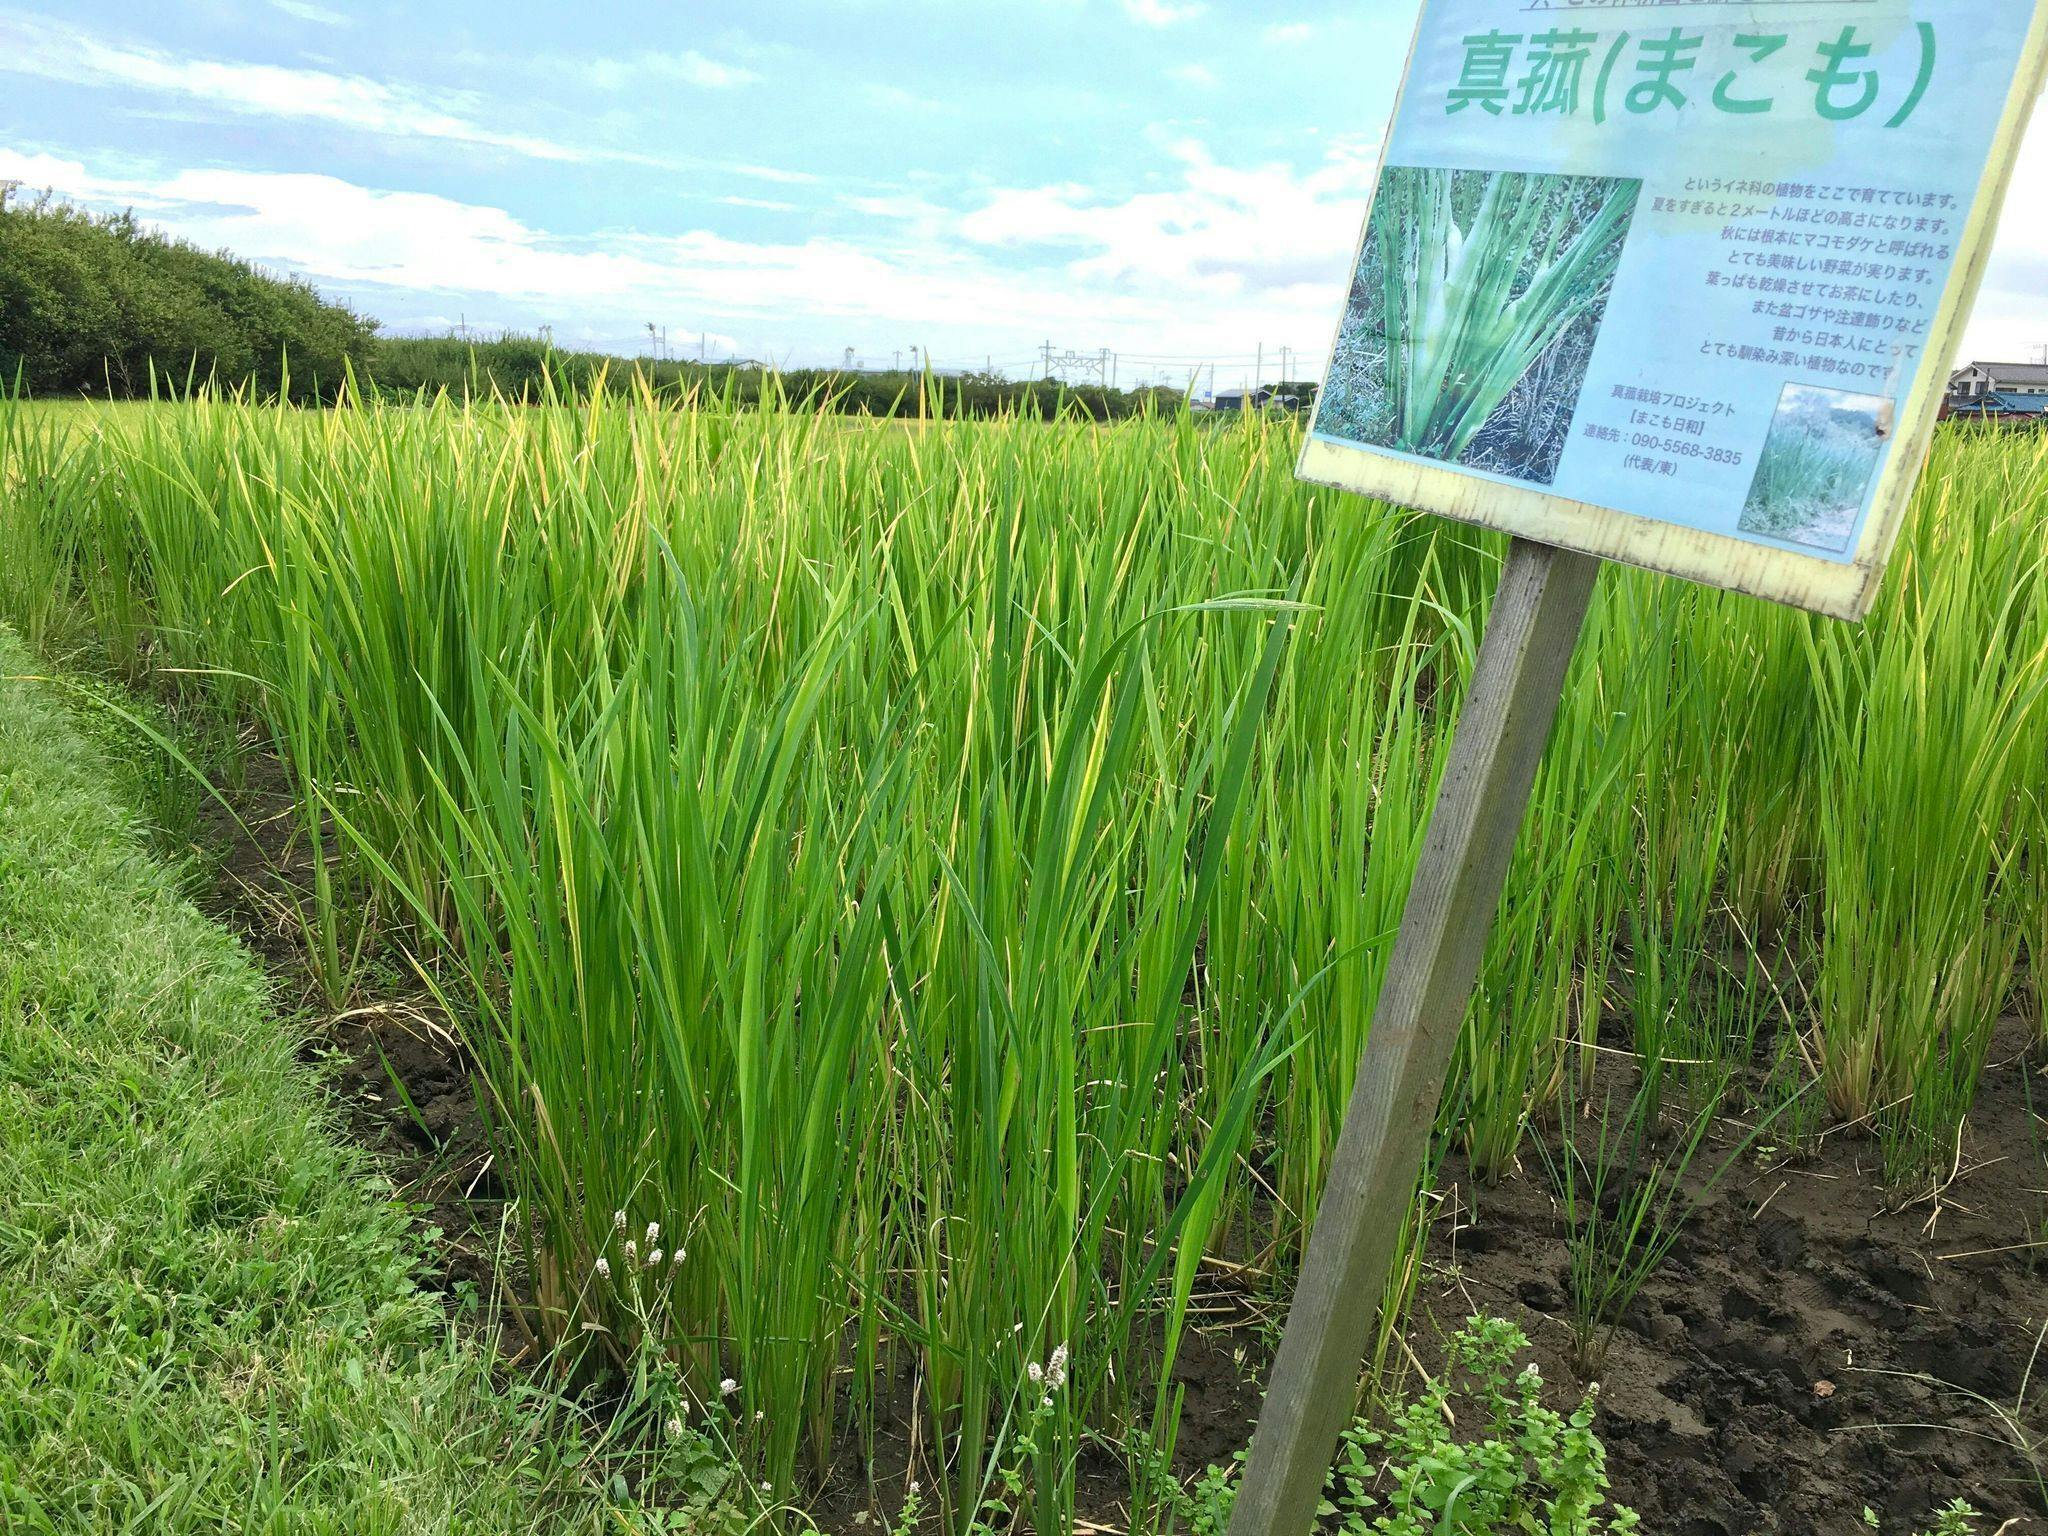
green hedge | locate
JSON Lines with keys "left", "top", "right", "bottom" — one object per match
{"left": 0, "top": 197, "right": 375, "bottom": 404}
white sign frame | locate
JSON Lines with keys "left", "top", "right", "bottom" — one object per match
{"left": 1298, "top": 1, "right": 2048, "bottom": 620}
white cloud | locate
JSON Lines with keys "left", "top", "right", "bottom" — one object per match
{"left": 0, "top": 14, "right": 586, "bottom": 162}
{"left": 0, "top": 16, "right": 818, "bottom": 184}
{"left": 0, "top": 146, "right": 1346, "bottom": 368}
{"left": 1263, "top": 22, "right": 1313, "bottom": 45}
{"left": 861, "top": 82, "right": 950, "bottom": 115}
{"left": 731, "top": 162, "right": 822, "bottom": 187}
{"left": 1123, "top": 0, "right": 1204, "bottom": 27}
{"left": 1166, "top": 63, "right": 1216, "bottom": 88}
{"left": 715, "top": 195, "right": 800, "bottom": 212}
{"left": 960, "top": 134, "right": 1377, "bottom": 301}
{"left": 1958, "top": 120, "right": 2048, "bottom": 364}
{"left": 19, "top": 110, "right": 2041, "bottom": 377}
{"left": 582, "top": 50, "right": 760, "bottom": 91}
{"left": 841, "top": 192, "right": 955, "bottom": 239}
{"left": 265, "top": 0, "right": 351, "bottom": 25}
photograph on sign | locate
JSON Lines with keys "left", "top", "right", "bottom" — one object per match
{"left": 1318, "top": 166, "right": 1642, "bottom": 487}
{"left": 1298, "top": 0, "right": 2048, "bottom": 618}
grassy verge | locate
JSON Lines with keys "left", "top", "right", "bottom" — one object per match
{"left": 0, "top": 626, "right": 617, "bottom": 1536}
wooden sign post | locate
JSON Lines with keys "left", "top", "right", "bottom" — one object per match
{"left": 1228, "top": 3, "right": 2048, "bottom": 1532}
{"left": 1226, "top": 539, "right": 1596, "bottom": 1536}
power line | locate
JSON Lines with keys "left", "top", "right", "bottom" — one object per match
{"left": 1037, "top": 341, "right": 1112, "bottom": 386}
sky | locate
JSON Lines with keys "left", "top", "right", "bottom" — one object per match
{"left": 1, "top": 0, "right": 2043, "bottom": 388}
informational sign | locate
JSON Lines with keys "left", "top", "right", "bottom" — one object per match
{"left": 1299, "top": 1, "right": 2048, "bottom": 619}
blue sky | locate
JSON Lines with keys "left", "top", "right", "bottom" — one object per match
{"left": 2, "top": 1, "right": 2042, "bottom": 384}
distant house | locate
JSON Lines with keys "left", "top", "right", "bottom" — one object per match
{"left": 1210, "top": 386, "right": 1303, "bottom": 413}
{"left": 1943, "top": 361, "right": 2048, "bottom": 427}
{"left": 1948, "top": 360, "right": 2048, "bottom": 399}
{"left": 1947, "top": 391, "right": 2048, "bottom": 425}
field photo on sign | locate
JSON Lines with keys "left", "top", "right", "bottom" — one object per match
{"left": 1317, "top": 165, "right": 1640, "bottom": 485}
{"left": 1739, "top": 383, "right": 1894, "bottom": 552}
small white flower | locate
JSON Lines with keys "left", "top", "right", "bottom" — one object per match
{"left": 624, "top": 1239, "right": 638, "bottom": 1264}
{"left": 665, "top": 1415, "right": 684, "bottom": 1441}
{"left": 1026, "top": 1361, "right": 1044, "bottom": 1385}
{"left": 1046, "top": 1343, "right": 1069, "bottom": 1390}
{"left": 759, "top": 1481, "right": 773, "bottom": 1495}
{"left": 647, "top": 1247, "right": 664, "bottom": 1268}
{"left": 753, "top": 1409, "right": 765, "bottom": 1423}
{"left": 908, "top": 1482, "right": 920, "bottom": 1497}
{"left": 1041, "top": 1394, "right": 1053, "bottom": 1409}
{"left": 720, "top": 1377, "right": 739, "bottom": 1396}
{"left": 1521, "top": 1362, "right": 1542, "bottom": 1383}
{"left": 853, "top": 1512, "right": 870, "bottom": 1527}
{"left": 594, "top": 1256, "right": 612, "bottom": 1281}
{"left": 613, "top": 1209, "right": 628, "bottom": 1234}
{"left": 645, "top": 1221, "right": 661, "bottom": 1247}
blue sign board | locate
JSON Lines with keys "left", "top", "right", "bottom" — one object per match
{"left": 1299, "top": 0, "right": 2048, "bottom": 618}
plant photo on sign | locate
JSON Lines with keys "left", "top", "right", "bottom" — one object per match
{"left": 1315, "top": 165, "right": 1640, "bottom": 485}
{"left": 1739, "top": 383, "right": 1894, "bottom": 552}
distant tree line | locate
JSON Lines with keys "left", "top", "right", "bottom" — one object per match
{"left": 0, "top": 192, "right": 1313, "bottom": 422}
{"left": 0, "top": 194, "right": 375, "bottom": 403}
{"left": 369, "top": 334, "right": 1188, "bottom": 422}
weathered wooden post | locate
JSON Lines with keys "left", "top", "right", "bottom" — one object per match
{"left": 1228, "top": 5, "right": 2048, "bottom": 1533}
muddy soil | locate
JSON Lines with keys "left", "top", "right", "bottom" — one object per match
{"left": 186, "top": 746, "right": 2048, "bottom": 1532}
{"left": 185, "top": 750, "right": 507, "bottom": 1307}
{"left": 1405, "top": 1027, "right": 2048, "bottom": 1534}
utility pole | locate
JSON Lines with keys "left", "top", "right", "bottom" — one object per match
{"left": 1042, "top": 339, "right": 1054, "bottom": 379}
{"left": 1254, "top": 342, "right": 1263, "bottom": 396}
{"left": 647, "top": 322, "right": 658, "bottom": 360}
{"left": 1280, "top": 345, "right": 1292, "bottom": 384}
{"left": 700, "top": 332, "right": 707, "bottom": 363}
{"left": 895, "top": 349, "right": 903, "bottom": 371}
{"left": 845, "top": 346, "right": 856, "bottom": 371}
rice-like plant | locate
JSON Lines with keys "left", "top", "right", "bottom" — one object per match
{"left": 1806, "top": 432, "right": 2048, "bottom": 1179}
{"left": 1369, "top": 166, "right": 1637, "bottom": 466}
{"left": 1542, "top": 1070, "right": 1787, "bottom": 1377}
{"left": 4, "top": 379, "right": 2046, "bottom": 1528}
{"left": 1740, "top": 412, "right": 1884, "bottom": 547}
